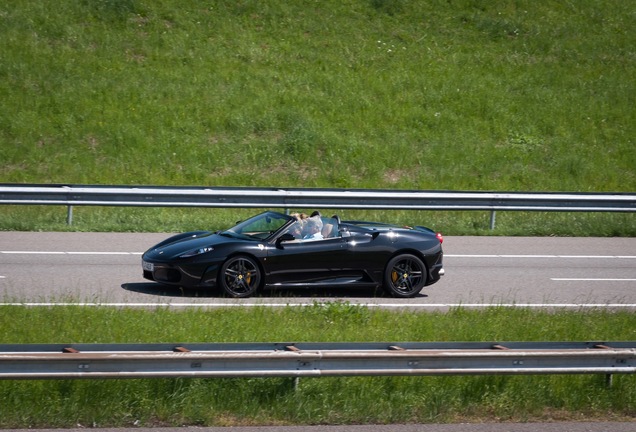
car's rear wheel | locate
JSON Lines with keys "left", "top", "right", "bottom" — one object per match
{"left": 383, "top": 254, "right": 427, "bottom": 298}
{"left": 219, "top": 255, "right": 261, "bottom": 298}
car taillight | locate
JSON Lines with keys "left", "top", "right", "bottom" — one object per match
{"left": 436, "top": 232, "right": 444, "bottom": 244}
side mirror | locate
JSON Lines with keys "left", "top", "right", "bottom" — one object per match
{"left": 275, "top": 233, "right": 296, "bottom": 248}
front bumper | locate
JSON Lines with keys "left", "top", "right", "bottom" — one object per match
{"left": 142, "top": 258, "right": 221, "bottom": 288}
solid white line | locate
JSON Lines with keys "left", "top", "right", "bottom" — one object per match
{"left": 67, "top": 252, "right": 142, "bottom": 255}
{"left": 446, "top": 254, "right": 636, "bottom": 259}
{"left": 2, "top": 251, "right": 634, "bottom": 259}
{"left": 0, "top": 251, "right": 142, "bottom": 255}
{"left": 551, "top": 278, "right": 636, "bottom": 282}
{"left": 0, "top": 302, "right": 635, "bottom": 309}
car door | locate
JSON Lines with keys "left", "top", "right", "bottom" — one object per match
{"left": 338, "top": 228, "right": 388, "bottom": 283}
{"left": 264, "top": 236, "right": 347, "bottom": 286}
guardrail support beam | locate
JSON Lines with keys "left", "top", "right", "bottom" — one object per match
{"left": 1, "top": 185, "right": 634, "bottom": 230}
{"left": 1, "top": 185, "right": 634, "bottom": 213}
{"left": 0, "top": 342, "right": 634, "bottom": 381}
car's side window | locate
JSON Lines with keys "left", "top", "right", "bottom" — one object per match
{"left": 284, "top": 213, "right": 341, "bottom": 242}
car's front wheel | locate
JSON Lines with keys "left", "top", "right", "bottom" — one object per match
{"left": 219, "top": 255, "right": 261, "bottom": 298}
{"left": 383, "top": 254, "right": 427, "bottom": 298}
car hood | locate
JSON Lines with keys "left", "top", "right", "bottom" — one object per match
{"left": 143, "top": 231, "right": 243, "bottom": 260}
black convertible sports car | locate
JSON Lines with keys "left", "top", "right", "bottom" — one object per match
{"left": 142, "top": 211, "right": 444, "bottom": 298}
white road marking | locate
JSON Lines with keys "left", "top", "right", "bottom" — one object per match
{"left": 68, "top": 251, "right": 143, "bottom": 255}
{"left": 2, "top": 251, "right": 66, "bottom": 254}
{"left": 1, "top": 251, "right": 142, "bottom": 255}
{"left": 446, "top": 254, "right": 636, "bottom": 259}
{"left": 551, "top": 278, "right": 636, "bottom": 282}
{"left": 1, "top": 251, "right": 634, "bottom": 259}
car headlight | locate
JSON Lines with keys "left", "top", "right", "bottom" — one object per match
{"left": 179, "top": 247, "right": 214, "bottom": 258}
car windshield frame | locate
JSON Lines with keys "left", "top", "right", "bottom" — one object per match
{"left": 221, "top": 211, "right": 295, "bottom": 241}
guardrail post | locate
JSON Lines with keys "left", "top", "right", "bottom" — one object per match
{"left": 66, "top": 205, "right": 73, "bottom": 226}
{"left": 489, "top": 211, "right": 496, "bottom": 230}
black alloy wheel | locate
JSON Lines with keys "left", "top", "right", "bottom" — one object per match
{"left": 219, "top": 255, "right": 262, "bottom": 298}
{"left": 383, "top": 254, "right": 427, "bottom": 298}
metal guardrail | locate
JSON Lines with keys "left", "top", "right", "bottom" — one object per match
{"left": 1, "top": 184, "right": 635, "bottom": 228}
{"left": 1, "top": 342, "right": 634, "bottom": 381}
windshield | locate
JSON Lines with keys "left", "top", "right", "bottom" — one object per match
{"left": 222, "top": 211, "right": 293, "bottom": 240}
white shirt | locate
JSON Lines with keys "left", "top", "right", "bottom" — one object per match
{"left": 303, "top": 232, "right": 323, "bottom": 241}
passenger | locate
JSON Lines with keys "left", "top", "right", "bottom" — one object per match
{"left": 302, "top": 216, "right": 324, "bottom": 240}
{"left": 290, "top": 212, "right": 309, "bottom": 221}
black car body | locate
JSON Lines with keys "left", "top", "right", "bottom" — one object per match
{"left": 142, "top": 211, "right": 444, "bottom": 298}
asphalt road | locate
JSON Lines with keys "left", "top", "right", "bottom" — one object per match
{"left": 0, "top": 232, "right": 635, "bottom": 308}
{"left": 1, "top": 233, "right": 635, "bottom": 432}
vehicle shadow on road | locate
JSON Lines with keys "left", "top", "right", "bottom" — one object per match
{"left": 121, "top": 282, "right": 428, "bottom": 299}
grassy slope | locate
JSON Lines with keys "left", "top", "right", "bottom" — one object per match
{"left": 1, "top": 0, "right": 634, "bottom": 190}
{"left": 0, "top": 0, "right": 634, "bottom": 234}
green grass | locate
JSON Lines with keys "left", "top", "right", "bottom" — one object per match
{"left": 0, "top": 205, "right": 634, "bottom": 236}
{"left": 0, "top": 0, "right": 634, "bottom": 234}
{"left": 0, "top": 304, "right": 634, "bottom": 427}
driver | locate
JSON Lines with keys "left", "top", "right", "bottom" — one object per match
{"left": 287, "top": 221, "right": 304, "bottom": 239}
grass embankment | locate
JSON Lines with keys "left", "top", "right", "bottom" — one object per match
{"left": 0, "top": 304, "right": 634, "bottom": 427}
{"left": 0, "top": 1, "right": 634, "bottom": 235}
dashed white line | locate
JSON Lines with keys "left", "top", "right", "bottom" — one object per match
{"left": 2, "top": 251, "right": 66, "bottom": 255}
{"left": 551, "top": 278, "right": 636, "bottom": 282}
{"left": 446, "top": 254, "right": 636, "bottom": 259}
